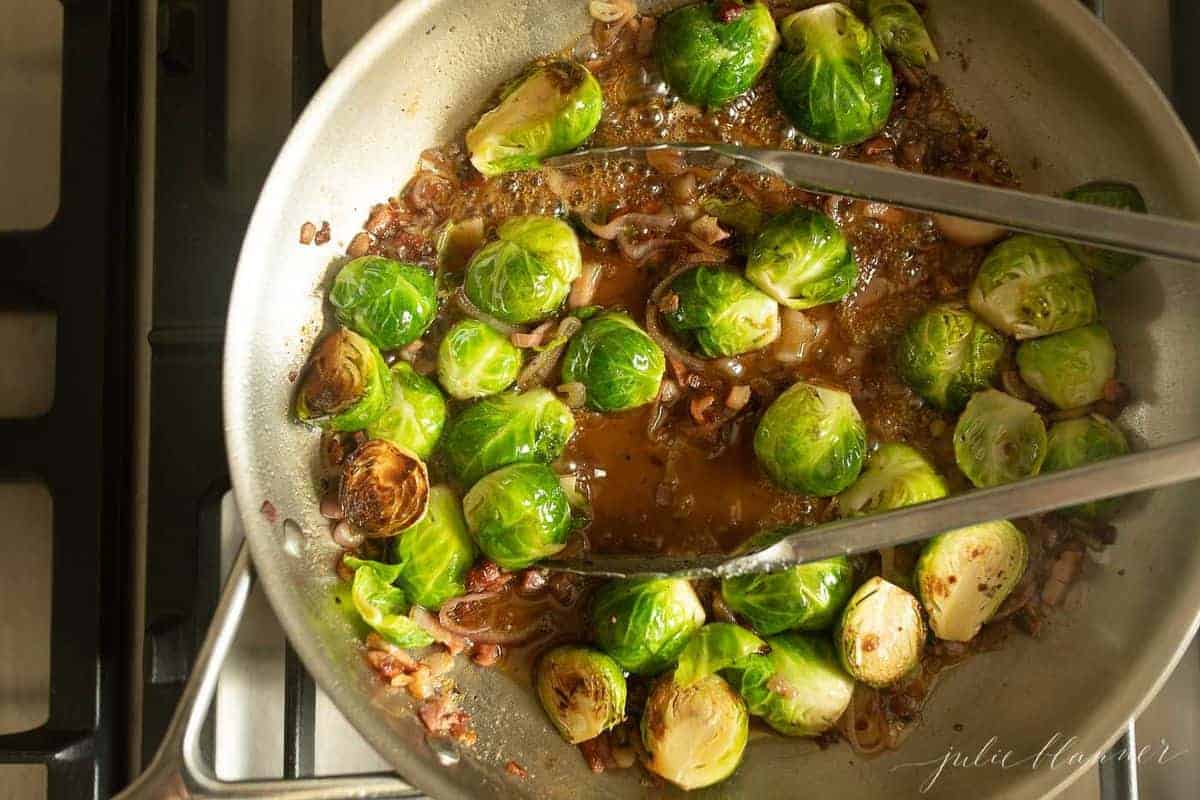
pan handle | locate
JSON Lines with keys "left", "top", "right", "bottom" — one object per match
{"left": 116, "top": 541, "right": 419, "bottom": 800}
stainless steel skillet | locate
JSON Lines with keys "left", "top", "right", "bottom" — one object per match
{"left": 128, "top": 1, "right": 1200, "bottom": 798}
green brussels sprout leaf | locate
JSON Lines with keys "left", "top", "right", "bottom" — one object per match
{"left": 776, "top": 3, "right": 895, "bottom": 145}
{"left": 389, "top": 486, "right": 477, "bottom": 610}
{"left": 866, "top": 0, "right": 939, "bottom": 67}
{"left": 343, "top": 556, "right": 435, "bottom": 649}
{"left": 561, "top": 312, "right": 666, "bottom": 412}
{"left": 897, "top": 303, "right": 1006, "bottom": 412}
{"left": 462, "top": 463, "right": 572, "bottom": 570}
{"left": 535, "top": 645, "right": 627, "bottom": 744}
{"left": 591, "top": 577, "right": 707, "bottom": 675}
{"left": 701, "top": 197, "right": 766, "bottom": 238}
{"left": 330, "top": 256, "right": 438, "bottom": 350}
{"left": 1016, "top": 323, "right": 1116, "bottom": 410}
{"left": 953, "top": 389, "right": 1047, "bottom": 488}
{"left": 466, "top": 61, "right": 603, "bottom": 177}
{"left": 720, "top": 556, "right": 855, "bottom": 635}
{"left": 674, "top": 622, "right": 768, "bottom": 686}
{"left": 662, "top": 266, "right": 781, "bottom": 357}
{"left": 746, "top": 207, "right": 858, "bottom": 309}
{"left": 464, "top": 215, "right": 583, "bottom": 324}
{"left": 754, "top": 381, "right": 867, "bottom": 496}
{"left": 440, "top": 388, "right": 576, "bottom": 486}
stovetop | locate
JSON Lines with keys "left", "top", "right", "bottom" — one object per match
{"left": 1, "top": 1, "right": 1198, "bottom": 798}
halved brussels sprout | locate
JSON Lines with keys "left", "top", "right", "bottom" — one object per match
{"left": 674, "top": 623, "right": 768, "bottom": 686}
{"left": 561, "top": 312, "right": 666, "bottom": 412}
{"left": 914, "top": 520, "right": 1028, "bottom": 642}
{"left": 661, "top": 266, "right": 781, "bottom": 357}
{"left": 640, "top": 673, "right": 748, "bottom": 791}
{"left": 776, "top": 3, "right": 895, "bottom": 146}
{"left": 339, "top": 439, "right": 430, "bottom": 537}
{"left": 953, "top": 390, "right": 1047, "bottom": 488}
{"left": 1043, "top": 414, "right": 1131, "bottom": 520}
{"left": 440, "top": 388, "right": 576, "bottom": 486}
{"left": 866, "top": 0, "right": 939, "bottom": 67}
{"left": 464, "top": 216, "right": 583, "bottom": 325}
{"left": 654, "top": 1, "right": 780, "bottom": 107}
{"left": 389, "top": 486, "right": 476, "bottom": 609}
{"left": 753, "top": 381, "right": 867, "bottom": 496}
{"left": 436, "top": 319, "right": 523, "bottom": 400}
{"left": 1062, "top": 181, "right": 1147, "bottom": 277}
{"left": 968, "top": 235, "right": 1097, "bottom": 340}
{"left": 720, "top": 556, "right": 855, "bottom": 635}
{"left": 745, "top": 208, "right": 858, "bottom": 309}
{"left": 591, "top": 577, "right": 706, "bottom": 675}
{"left": 701, "top": 197, "right": 766, "bottom": 238}
{"left": 329, "top": 256, "right": 438, "bottom": 350}
{"left": 838, "top": 443, "right": 948, "bottom": 516}
{"left": 367, "top": 362, "right": 447, "bottom": 460}
{"left": 897, "top": 303, "right": 1006, "bottom": 413}
{"left": 295, "top": 328, "right": 391, "bottom": 432}
{"left": 343, "top": 557, "right": 435, "bottom": 649}
{"left": 835, "top": 576, "right": 924, "bottom": 688}
{"left": 466, "top": 61, "right": 603, "bottom": 177}
{"left": 462, "top": 462, "right": 571, "bottom": 570}
{"left": 726, "top": 632, "right": 855, "bottom": 737}
{"left": 535, "top": 645, "right": 627, "bottom": 744}
{"left": 1016, "top": 323, "right": 1116, "bottom": 410}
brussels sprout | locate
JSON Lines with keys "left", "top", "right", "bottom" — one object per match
{"left": 838, "top": 443, "right": 948, "bottom": 517}
{"left": 776, "top": 3, "right": 895, "bottom": 146}
{"left": 295, "top": 328, "right": 391, "bottom": 432}
{"left": 968, "top": 235, "right": 1097, "bottom": 340}
{"left": 654, "top": 1, "right": 780, "bottom": 107}
{"left": 1062, "top": 181, "right": 1147, "bottom": 277}
{"left": 535, "top": 645, "right": 627, "bottom": 744}
{"left": 953, "top": 390, "right": 1047, "bottom": 488}
{"left": 561, "top": 312, "right": 666, "bottom": 412}
{"left": 343, "top": 557, "right": 435, "bottom": 649}
{"left": 329, "top": 256, "right": 437, "bottom": 350}
{"left": 701, "top": 197, "right": 766, "bottom": 237}
{"left": 674, "top": 623, "right": 768, "bottom": 685}
{"left": 726, "top": 632, "right": 855, "bottom": 736}
{"left": 720, "top": 557, "right": 855, "bottom": 635}
{"left": 866, "top": 0, "right": 939, "bottom": 67}
{"left": 591, "top": 577, "right": 706, "bottom": 675}
{"left": 466, "top": 61, "right": 603, "bottom": 177}
{"left": 640, "top": 673, "right": 748, "bottom": 791}
{"left": 436, "top": 319, "right": 523, "bottom": 400}
{"left": 745, "top": 208, "right": 858, "bottom": 309}
{"left": 1016, "top": 323, "right": 1116, "bottom": 410}
{"left": 367, "top": 362, "right": 447, "bottom": 459}
{"left": 462, "top": 462, "right": 571, "bottom": 569}
{"left": 835, "top": 576, "right": 924, "bottom": 688}
{"left": 464, "top": 216, "right": 583, "bottom": 324}
{"left": 440, "top": 388, "right": 576, "bottom": 485}
{"left": 661, "top": 266, "right": 781, "bottom": 357}
{"left": 1043, "top": 414, "right": 1131, "bottom": 519}
{"left": 754, "top": 381, "right": 867, "bottom": 496}
{"left": 914, "top": 520, "right": 1028, "bottom": 642}
{"left": 897, "top": 303, "right": 1006, "bottom": 413}
{"left": 339, "top": 439, "right": 430, "bottom": 536}
{"left": 389, "top": 486, "right": 476, "bottom": 609}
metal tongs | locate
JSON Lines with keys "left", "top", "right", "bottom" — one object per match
{"left": 541, "top": 143, "right": 1200, "bottom": 579}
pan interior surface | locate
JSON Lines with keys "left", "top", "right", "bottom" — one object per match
{"left": 222, "top": 1, "right": 1200, "bottom": 797}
